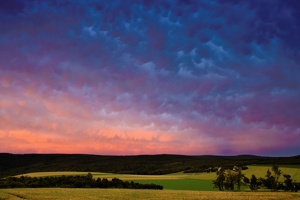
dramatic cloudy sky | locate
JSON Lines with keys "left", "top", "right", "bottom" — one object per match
{"left": 0, "top": 0, "right": 299, "bottom": 156}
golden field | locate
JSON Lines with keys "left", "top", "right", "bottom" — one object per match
{"left": 0, "top": 188, "right": 300, "bottom": 200}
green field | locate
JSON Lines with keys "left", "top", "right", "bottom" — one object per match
{"left": 1, "top": 165, "right": 300, "bottom": 199}
{"left": 133, "top": 179, "right": 216, "bottom": 191}
{"left": 15, "top": 165, "right": 300, "bottom": 191}
{"left": 15, "top": 171, "right": 217, "bottom": 191}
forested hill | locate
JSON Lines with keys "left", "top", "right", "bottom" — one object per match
{"left": 0, "top": 153, "right": 299, "bottom": 178}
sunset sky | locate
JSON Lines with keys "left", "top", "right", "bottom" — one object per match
{"left": 0, "top": 0, "right": 299, "bottom": 156}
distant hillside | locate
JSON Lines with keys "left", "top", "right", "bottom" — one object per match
{"left": 0, "top": 153, "right": 299, "bottom": 178}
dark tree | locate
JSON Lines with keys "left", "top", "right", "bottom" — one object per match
{"left": 271, "top": 165, "right": 281, "bottom": 191}
{"left": 234, "top": 166, "right": 244, "bottom": 191}
{"left": 212, "top": 167, "right": 225, "bottom": 191}
{"left": 283, "top": 174, "right": 293, "bottom": 191}
{"left": 263, "top": 169, "right": 273, "bottom": 189}
{"left": 224, "top": 170, "right": 235, "bottom": 191}
{"left": 249, "top": 174, "right": 257, "bottom": 190}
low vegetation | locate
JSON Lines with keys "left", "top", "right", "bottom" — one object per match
{"left": 3, "top": 165, "right": 299, "bottom": 192}
{"left": 0, "top": 173, "right": 163, "bottom": 190}
{"left": 212, "top": 165, "right": 300, "bottom": 192}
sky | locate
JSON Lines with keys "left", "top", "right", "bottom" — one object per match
{"left": 0, "top": 0, "right": 300, "bottom": 156}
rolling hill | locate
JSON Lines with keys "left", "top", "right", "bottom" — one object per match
{"left": 0, "top": 153, "right": 299, "bottom": 178}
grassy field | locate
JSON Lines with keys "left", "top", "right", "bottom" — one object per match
{"left": 2, "top": 166, "right": 300, "bottom": 199}
{"left": 244, "top": 165, "right": 300, "bottom": 182}
{"left": 16, "top": 165, "right": 300, "bottom": 191}
{"left": 15, "top": 171, "right": 217, "bottom": 191}
{"left": 0, "top": 188, "right": 300, "bottom": 200}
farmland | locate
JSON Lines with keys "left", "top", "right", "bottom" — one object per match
{"left": 14, "top": 165, "right": 300, "bottom": 191}
{"left": 1, "top": 154, "right": 300, "bottom": 199}
{"left": 7, "top": 165, "right": 300, "bottom": 191}
{"left": 1, "top": 165, "right": 300, "bottom": 199}
{"left": 1, "top": 188, "right": 300, "bottom": 200}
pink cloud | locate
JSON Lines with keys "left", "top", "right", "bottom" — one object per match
{"left": 1, "top": 0, "right": 299, "bottom": 156}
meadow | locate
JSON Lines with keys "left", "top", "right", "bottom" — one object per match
{"left": 14, "top": 165, "right": 300, "bottom": 191}
{"left": 1, "top": 165, "right": 299, "bottom": 199}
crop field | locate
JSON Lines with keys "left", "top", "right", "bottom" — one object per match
{"left": 1, "top": 165, "right": 300, "bottom": 199}
{"left": 15, "top": 165, "right": 300, "bottom": 191}
{"left": 15, "top": 172, "right": 217, "bottom": 191}
{"left": 0, "top": 188, "right": 300, "bottom": 200}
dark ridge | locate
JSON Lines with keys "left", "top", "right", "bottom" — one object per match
{"left": 0, "top": 153, "right": 299, "bottom": 178}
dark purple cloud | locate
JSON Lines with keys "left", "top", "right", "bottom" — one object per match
{"left": 0, "top": 0, "right": 299, "bottom": 156}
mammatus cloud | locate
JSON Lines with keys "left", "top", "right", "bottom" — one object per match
{"left": 0, "top": 0, "right": 299, "bottom": 156}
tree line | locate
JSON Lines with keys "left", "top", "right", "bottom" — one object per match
{"left": 212, "top": 165, "right": 299, "bottom": 192}
{"left": 184, "top": 165, "right": 248, "bottom": 173}
{"left": 0, "top": 173, "right": 163, "bottom": 190}
{"left": 1, "top": 153, "right": 299, "bottom": 178}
